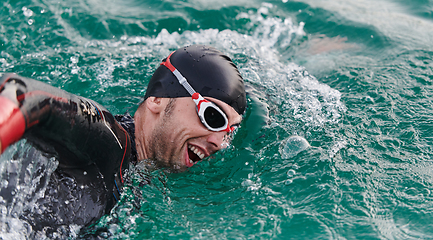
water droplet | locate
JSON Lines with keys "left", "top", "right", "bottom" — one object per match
{"left": 27, "top": 19, "right": 34, "bottom": 25}
{"left": 70, "top": 56, "right": 78, "bottom": 64}
{"left": 280, "top": 136, "right": 310, "bottom": 159}
{"left": 285, "top": 179, "right": 293, "bottom": 185}
{"left": 242, "top": 179, "right": 254, "bottom": 187}
{"left": 22, "top": 7, "right": 33, "bottom": 17}
{"left": 287, "top": 169, "right": 296, "bottom": 177}
{"left": 1, "top": 180, "right": 8, "bottom": 187}
{"left": 83, "top": 171, "right": 87, "bottom": 175}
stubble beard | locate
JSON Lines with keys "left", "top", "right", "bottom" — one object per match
{"left": 147, "top": 99, "right": 181, "bottom": 170}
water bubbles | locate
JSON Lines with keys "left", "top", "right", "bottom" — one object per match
{"left": 287, "top": 169, "right": 296, "bottom": 177}
{"left": 280, "top": 136, "right": 310, "bottom": 159}
{"left": 1, "top": 180, "right": 8, "bottom": 188}
{"left": 27, "top": 19, "right": 34, "bottom": 25}
{"left": 70, "top": 56, "right": 80, "bottom": 74}
{"left": 362, "top": 95, "right": 375, "bottom": 104}
{"left": 50, "top": 70, "right": 62, "bottom": 77}
{"left": 285, "top": 169, "right": 296, "bottom": 185}
{"left": 329, "top": 140, "right": 347, "bottom": 158}
{"left": 242, "top": 174, "right": 262, "bottom": 191}
{"left": 70, "top": 56, "right": 79, "bottom": 64}
{"left": 242, "top": 179, "right": 261, "bottom": 191}
{"left": 242, "top": 179, "right": 254, "bottom": 187}
{"left": 22, "top": 7, "right": 33, "bottom": 17}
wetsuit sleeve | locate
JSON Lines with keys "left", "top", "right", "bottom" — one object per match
{"left": 0, "top": 73, "right": 131, "bottom": 182}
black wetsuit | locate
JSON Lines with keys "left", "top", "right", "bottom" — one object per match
{"left": 0, "top": 73, "right": 137, "bottom": 232}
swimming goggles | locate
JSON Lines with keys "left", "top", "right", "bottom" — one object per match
{"left": 161, "top": 52, "right": 235, "bottom": 133}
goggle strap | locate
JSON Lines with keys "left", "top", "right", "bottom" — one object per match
{"left": 173, "top": 69, "right": 196, "bottom": 96}
{"left": 191, "top": 92, "right": 205, "bottom": 106}
{"left": 161, "top": 52, "right": 196, "bottom": 96}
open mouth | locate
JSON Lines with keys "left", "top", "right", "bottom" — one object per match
{"left": 187, "top": 145, "right": 205, "bottom": 166}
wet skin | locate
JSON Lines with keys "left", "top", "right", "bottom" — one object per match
{"left": 134, "top": 96, "right": 242, "bottom": 171}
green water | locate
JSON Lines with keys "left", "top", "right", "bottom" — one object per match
{"left": 1, "top": 0, "right": 433, "bottom": 239}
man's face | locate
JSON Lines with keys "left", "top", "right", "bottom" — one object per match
{"left": 146, "top": 96, "right": 242, "bottom": 171}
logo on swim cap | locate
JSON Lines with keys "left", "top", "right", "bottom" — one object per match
{"left": 144, "top": 45, "right": 246, "bottom": 115}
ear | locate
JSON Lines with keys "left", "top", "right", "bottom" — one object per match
{"left": 146, "top": 97, "right": 167, "bottom": 114}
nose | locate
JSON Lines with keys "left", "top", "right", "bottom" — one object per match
{"left": 206, "top": 130, "right": 230, "bottom": 150}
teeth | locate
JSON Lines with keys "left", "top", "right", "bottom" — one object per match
{"left": 189, "top": 145, "right": 205, "bottom": 159}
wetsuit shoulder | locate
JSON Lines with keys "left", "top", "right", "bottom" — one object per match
{"left": 0, "top": 73, "right": 133, "bottom": 225}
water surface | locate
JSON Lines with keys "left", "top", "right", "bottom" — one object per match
{"left": 1, "top": 0, "right": 433, "bottom": 239}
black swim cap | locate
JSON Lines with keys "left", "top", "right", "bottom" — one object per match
{"left": 144, "top": 45, "right": 246, "bottom": 115}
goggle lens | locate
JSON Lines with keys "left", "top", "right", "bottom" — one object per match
{"left": 204, "top": 106, "right": 226, "bottom": 129}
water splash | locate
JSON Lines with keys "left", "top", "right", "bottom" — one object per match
{"left": 0, "top": 1, "right": 348, "bottom": 239}
{"left": 0, "top": 141, "right": 59, "bottom": 239}
{"left": 280, "top": 135, "right": 310, "bottom": 159}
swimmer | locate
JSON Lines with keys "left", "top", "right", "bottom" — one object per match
{"left": 0, "top": 45, "right": 246, "bottom": 233}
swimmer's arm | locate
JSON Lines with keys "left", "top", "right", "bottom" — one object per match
{"left": 0, "top": 74, "right": 130, "bottom": 171}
